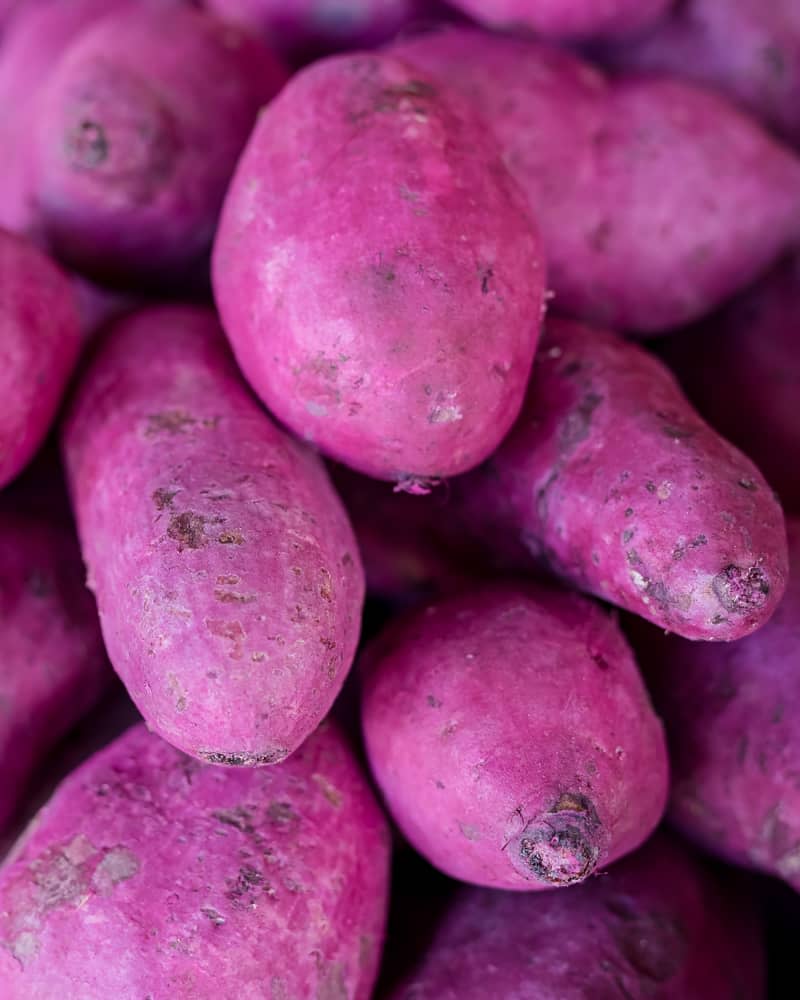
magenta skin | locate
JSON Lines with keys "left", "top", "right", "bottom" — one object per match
{"left": 61, "top": 305, "right": 365, "bottom": 766}
{"left": 598, "top": 0, "right": 800, "bottom": 146}
{"left": 454, "top": 317, "right": 789, "bottom": 641}
{"left": 387, "top": 833, "right": 765, "bottom": 1000}
{"left": 213, "top": 52, "right": 546, "bottom": 484}
{"left": 392, "top": 27, "right": 800, "bottom": 335}
{"left": 447, "top": 0, "right": 671, "bottom": 42}
{"left": 204, "top": 0, "right": 427, "bottom": 60}
{"left": 361, "top": 582, "right": 667, "bottom": 890}
{"left": 633, "top": 518, "right": 800, "bottom": 892}
{"left": 0, "top": 228, "right": 82, "bottom": 487}
{"left": 0, "top": 721, "right": 391, "bottom": 999}
{"left": 662, "top": 254, "right": 800, "bottom": 513}
{"left": 28, "top": 4, "right": 287, "bottom": 287}
{"left": 0, "top": 0, "right": 134, "bottom": 238}
{"left": 0, "top": 509, "right": 109, "bottom": 833}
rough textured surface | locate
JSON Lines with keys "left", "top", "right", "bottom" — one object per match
{"left": 213, "top": 52, "right": 546, "bottom": 484}
{"left": 387, "top": 833, "right": 765, "bottom": 999}
{"left": 0, "top": 721, "right": 390, "bottom": 999}
{"left": 392, "top": 27, "right": 800, "bottom": 335}
{"left": 0, "top": 228, "right": 82, "bottom": 487}
{"left": 0, "top": 508, "right": 109, "bottom": 833}
{"left": 447, "top": 0, "right": 671, "bottom": 42}
{"left": 597, "top": 0, "right": 800, "bottom": 146}
{"left": 204, "top": 0, "right": 428, "bottom": 61}
{"left": 28, "top": 4, "right": 287, "bottom": 287}
{"left": 62, "top": 306, "right": 364, "bottom": 764}
{"left": 631, "top": 518, "right": 800, "bottom": 892}
{"left": 662, "top": 253, "right": 800, "bottom": 513}
{"left": 361, "top": 582, "right": 667, "bottom": 890}
{"left": 454, "top": 317, "right": 789, "bottom": 641}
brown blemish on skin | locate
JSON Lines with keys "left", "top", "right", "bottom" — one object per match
{"left": 427, "top": 694, "right": 443, "bottom": 707}
{"left": 313, "top": 773, "right": 342, "bottom": 808}
{"left": 511, "top": 793, "right": 602, "bottom": 886}
{"left": 319, "top": 569, "right": 333, "bottom": 602}
{"left": 145, "top": 410, "right": 196, "bottom": 436}
{"left": 217, "top": 575, "right": 240, "bottom": 585}
{"left": 219, "top": 531, "right": 244, "bottom": 545}
{"left": 713, "top": 564, "right": 770, "bottom": 614}
{"left": 214, "top": 589, "right": 257, "bottom": 604}
{"left": 206, "top": 619, "right": 245, "bottom": 659}
{"left": 167, "top": 512, "right": 207, "bottom": 551}
{"left": 152, "top": 487, "right": 178, "bottom": 510}
{"left": 267, "top": 802, "right": 298, "bottom": 826}
{"left": 201, "top": 748, "right": 288, "bottom": 766}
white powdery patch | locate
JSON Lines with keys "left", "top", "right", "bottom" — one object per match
{"left": 262, "top": 239, "right": 298, "bottom": 295}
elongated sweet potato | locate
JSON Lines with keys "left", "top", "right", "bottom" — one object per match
{"left": 213, "top": 51, "right": 546, "bottom": 484}
{"left": 0, "top": 228, "right": 82, "bottom": 487}
{"left": 630, "top": 517, "right": 800, "bottom": 892}
{"left": 391, "top": 27, "right": 800, "bottom": 334}
{"left": 453, "top": 317, "right": 788, "bottom": 640}
{"left": 362, "top": 581, "right": 667, "bottom": 890}
{"left": 28, "top": 4, "right": 287, "bottom": 287}
{"left": 0, "top": 507, "right": 109, "bottom": 833}
{"left": 62, "top": 305, "right": 364, "bottom": 765}
{"left": 386, "top": 833, "right": 765, "bottom": 999}
{"left": 0, "top": 720, "right": 390, "bottom": 999}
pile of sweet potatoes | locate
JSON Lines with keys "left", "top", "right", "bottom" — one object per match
{"left": 1, "top": 1, "right": 799, "bottom": 996}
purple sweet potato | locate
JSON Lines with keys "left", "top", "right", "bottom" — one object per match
{"left": 0, "top": 507, "right": 109, "bottom": 833}
{"left": 0, "top": 720, "right": 390, "bottom": 998}
{"left": 597, "top": 0, "right": 800, "bottom": 147}
{"left": 61, "top": 305, "right": 364, "bottom": 765}
{"left": 27, "top": 4, "right": 287, "bottom": 287}
{"left": 203, "top": 0, "right": 428, "bottom": 61}
{"left": 630, "top": 517, "right": 800, "bottom": 892}
{"left": 386, "top": 833, "right": 765, "bottom": 999}
{"left": 661, "top": 253, "right": 800, "bottom": 513}
{"left": 361, "top": 581, "right": 667, "bottom": 890}
{"left": 447, "top": 0, "right": 672, "bottom": 42}
{"left": 391, "top": 27, "right": 800, "bottom": 335}
{"left": 0, "top": 228, "right": 82, "bottom": 487}
{"left": 453, "top": 316, "right": 788, "bottom": 641}
{"left": 213, "top": 52, "right": 546, "bottom": 485}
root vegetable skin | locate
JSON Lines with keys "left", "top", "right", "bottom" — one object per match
{"left": 0, "top": 229, "right": 82, "bottom": 487}
{"left": 61, "top": 305, "right": 364, "bottom": 766}
{"left": 638, "top": 518, "right": 800, "bottom": 890}
{"left": 0, "top": 511, "right": 109, "bottom": 832}
{"left": 391, "top": 27, "right": 800, "bottom": 334}
{"left": 455, "top": 317, "right": 788, "bottom": 641}
{"left": 0, "top": 721, "right": 390, "bottom": 999}
{"left": 212, "top": 51, "right": 546, "bottom": 483}
{"left": 387, "top": 834, "right": 765, "bottom": 999}
{"left": 361, "top": 582, "right": 667, "bottom": 890}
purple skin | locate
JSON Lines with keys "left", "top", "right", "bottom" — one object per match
{"left": 0, "top": 509, "right": 110, "bottom": 834}
{"left": 631, "top": 518, "right": 800, "bottom": 892}
{"left": 391, "top": 27, "right": 800, "bottom": 335}
{"left": 0, "top": 228, "right": 82, "bottom": 488}
{"left": 453, "top": 317, "right": 789, "bottom": 641}
{"left": 212, "top": 52, "right": 546, "bottom": 485}
{"left": 203, "top": 0, "right": 430, "bottom": 61}
{"left": 0, "top": 720, "right": 391, "bottom": 999}
{"left": 596, "top": 0, "right": 800, "bottom": 147}
{"left": 387, "top": 833, "right": 765, "bottom": 1000}
{"left": 28, "top": 4, "right": 287, "bottom": 288}
{"left": 61, "top": 305, "right": 365, "bottom": 766}
{"left": 447, "top": 0, "right": 672, "bottom": 42}
{"left": 661, "top": 253, "right": 800, "bottom": 514}
{"left": 361, "top": 581, "right": 668, "bottom": 890}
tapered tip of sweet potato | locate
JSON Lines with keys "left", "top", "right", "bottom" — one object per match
{"left": 508, "top": 793, "right": 605, "bottom": 887}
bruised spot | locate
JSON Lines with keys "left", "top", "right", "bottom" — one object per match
{"left": 313, "top": 773, "right": 342, "bottom": 807}
{"left": 145, "top": 410, "right": 196, "bottom": 435}
{"left": 214, "top": 589, "right": 257, "bottom": 604}
{"left": 219, "top": 531, "right": 244, "bottom": 545}
{"left": 427, "top": 694, "right": 443, "bottom": 707}
{"left": 458, "top": 822, "right": 479, "bottom": 841}
{"left": 588, "top": 219, "right": 612, "bottom": 252}
{"left": 92, "top": 848, "right": 139, "bottom": 893}
{"left": 152, "top": 487, "right": 178, "bottom": 510}
{"left": 612, "top": 911, "right": 687, "bottom": 982}
{"left": 713, "top": 564, "right": 770, "bottom": 614}
{"left": 200, "top": 748, "right": 288, "bottom": 766}
{"left": 167, "top": 512, "right": 207, "bottom": 551}
{"left": 590, "top": 651, "right": 610, "bottom": 670}
{"left": 480, "top": 266, "right": 494, "bottom": 294}
{"left": 559, "top": 392, "right": 603, "bottom": 450}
